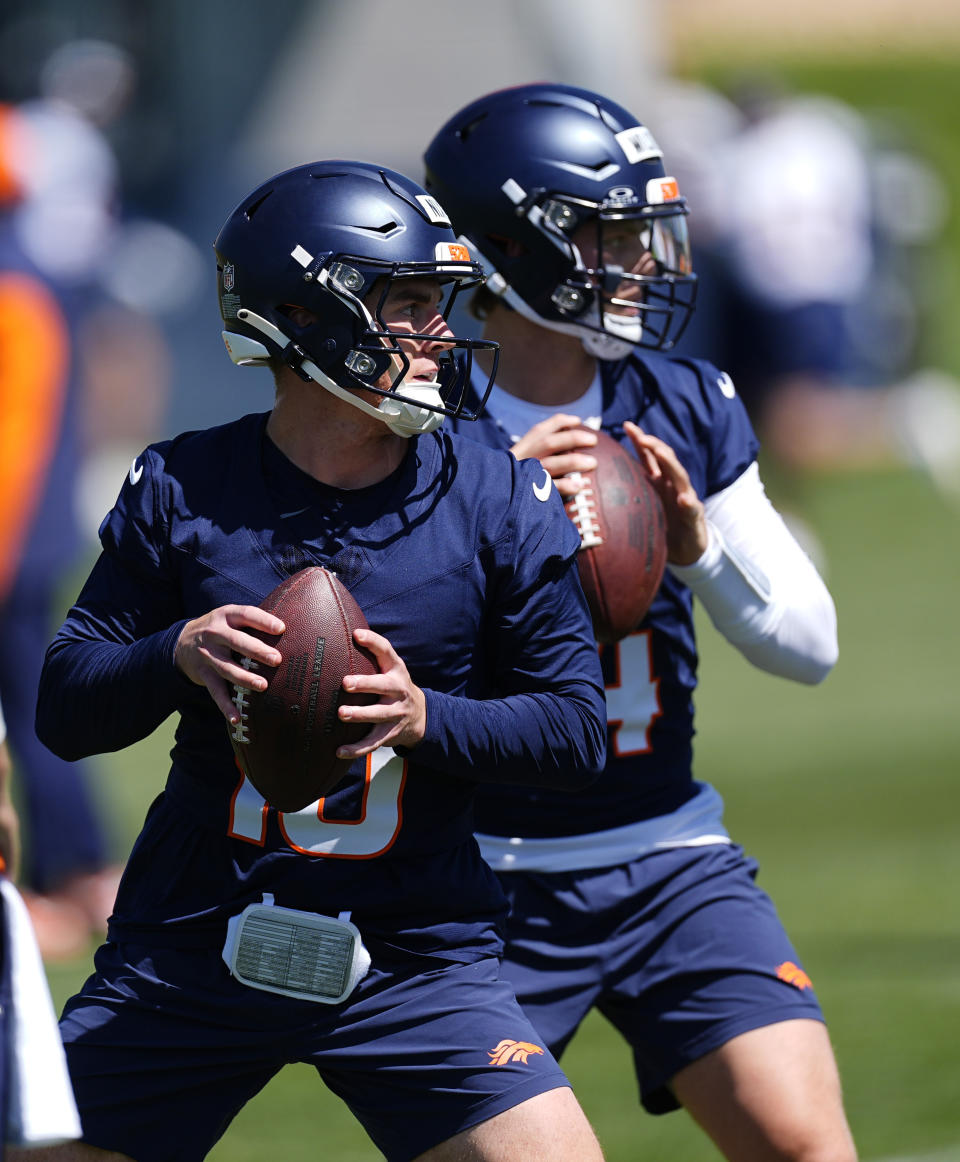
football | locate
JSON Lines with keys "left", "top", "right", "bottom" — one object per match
{"left": 229, "top": 566, "right": 378, "bottom": 812}
{"left": 564, "top": 428, "right": 667, "bottom": 643}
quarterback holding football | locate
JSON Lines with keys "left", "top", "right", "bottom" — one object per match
{"left": 32, "top": 160, "right": 607, "bottom": 1162}
{"left": 429, "top": 83, "right": 856, "bottom": 1162}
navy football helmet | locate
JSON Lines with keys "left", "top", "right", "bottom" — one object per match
{"left": 424, "top": 84, "right": 697, "bottom": 359}
{"left": 215, "top": 160, "right": 498, "bottom": 436}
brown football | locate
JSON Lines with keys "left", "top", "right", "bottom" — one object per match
{"left": 229, "top": 567, "right": 378, "bottom": 811}
{"left": 564, "top": 428, "right": 667, "bottom": 644}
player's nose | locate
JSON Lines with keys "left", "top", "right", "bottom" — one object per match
{"left": 419, "top": 311, "right": 454, "bottom": 348}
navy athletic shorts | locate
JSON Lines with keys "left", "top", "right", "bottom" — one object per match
{"left": 59, "top": 938, "right": 570, "bottom": 1161}
{"left": 496, "top": 842, "right": 824, "bottom": 1113}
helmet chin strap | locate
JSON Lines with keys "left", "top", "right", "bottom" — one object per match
{"left": 492, "top": 276, "right": 637, "bottom": 362}
{"left": 581, "top": 309, "right": 642, "bottom": 360}
{"left": 376, "top": 382, "right": 447, "bottom": 437}
{"left": 474, "top": 234, "right": 639, "bottom": 361}
{"left": 295, "top": 354, "right": 445, "bottom": 438}
{"left": 370, "top": 349, "right": 447, "bottom": 437}
{"left": 317, "top": 371, "right": 446, "bottom": 438}
{"left": 227, "top": 308, "right": 445, "bottom": 438}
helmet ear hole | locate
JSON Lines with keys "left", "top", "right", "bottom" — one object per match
{"left": 277, "top": 304, "right": 318, "bottom": 331}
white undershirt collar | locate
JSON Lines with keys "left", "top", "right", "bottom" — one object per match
{"left": 471, "top": 363, "right": 603, "bottom": 443}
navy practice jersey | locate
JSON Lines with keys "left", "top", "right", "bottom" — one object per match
{"left": 36, "top": 413, "right": 605, "bottom": 947}
{"left": 453, "top": 353, "right": 759, "bottom": 839}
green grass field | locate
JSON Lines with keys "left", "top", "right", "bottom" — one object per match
{"left": 43, "top": 459, "right": 960, "bottom": 1162}
{"left": 39, "top": 50, "right": 960, "bottom": 1162}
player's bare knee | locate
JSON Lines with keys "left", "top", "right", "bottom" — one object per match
{"left": 795, "top": 1139, "right": 858, "bottom": 1162}
{"left": 763, "top": 1115, "right": 857, "bottom": 1162}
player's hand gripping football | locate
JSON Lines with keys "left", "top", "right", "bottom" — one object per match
{"left": 336, "top": 628, "right": 426, "bottom": 758}
{"left": 175, "top": 606, "right": 285, "bottom": 724}
{"left": 624, "top": 421, "right": 708, "bottom": 566}
{"left": 510, "top": 414, "right": 599, "bottom": 498}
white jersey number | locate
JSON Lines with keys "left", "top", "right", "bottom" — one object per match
{"left": 227, "top": 748, "right": 406, "bottom": 859}
{"left": 602, "top": 630, "right": 661, "bottom": 755}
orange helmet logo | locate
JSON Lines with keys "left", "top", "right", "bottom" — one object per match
{"left": 488, "top": 1038, "right": 545, "bottom": 1066}
{"left": 645, "top": 176, "right": 681, "bottom": 205}
{"left": 436, "top": 241, "right": 471, "bottom": 263}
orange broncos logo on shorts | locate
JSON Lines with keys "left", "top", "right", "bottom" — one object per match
{"left": 488, "top": 1039, "right": 545, "bottom": 1066}
{"left": 776, "top": 961, "right": 813, "bottom": 991}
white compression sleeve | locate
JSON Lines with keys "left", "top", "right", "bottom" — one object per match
{"left": 668, "top": 462, "right": 838, "bottom": 684}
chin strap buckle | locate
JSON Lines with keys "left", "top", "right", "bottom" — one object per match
{"left": 280, "top": 340, "right": 312, "bottom": 381}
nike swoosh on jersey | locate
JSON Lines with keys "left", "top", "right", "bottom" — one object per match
{"left": 533, "top": 470, "right": 552, "bottom": 502}
{"left": 279, "top": 506, "right": 310, "bottom": 519}
{"left": 129, "top": 458, "right": 144, "bottom": 485}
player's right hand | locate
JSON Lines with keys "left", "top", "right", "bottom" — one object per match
{"left": 336, "top": 627, "right": 427, "bottom": 759}
{"left": 175, "top": 606, "right": 285, "bottom": 724}
{"left": 624, "top": 421, "right": 708, "bottom": 565}
{"left": 511, "top": 414, "right": 598, "bottom": 497}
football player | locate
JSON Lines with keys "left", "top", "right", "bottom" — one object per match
{"left": 426, "top": 84, "right": 857, "bottom": 1162}
{"left": 27, "top": 161, "right": 607, "bottom": 1162}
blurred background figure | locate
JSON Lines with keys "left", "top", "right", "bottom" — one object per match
{"left": 0, "top": 36, "right": 196, "bottom": 959}
{"left": 0, "top": 98, "right": 121, "bottom": 960}
{"left": 661, "top": 77, "right": 960, "bottom": 518}
{"left": 0, "top": 693, "right": 21, "bottom": 882}
{"left": 0, "top": 696, "right": 83, "bottom": 1151}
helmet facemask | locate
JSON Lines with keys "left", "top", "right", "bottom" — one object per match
{"left": 488, "top": 184, "right": 697, "bottom": 360}
{"left": 224, "top": 252, "right": 499, "bottom": 438}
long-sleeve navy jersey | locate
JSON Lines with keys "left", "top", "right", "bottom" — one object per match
{"left": 36, "top": 412, "right": 606, "bottom": 947}
{"left": 453, "top": 352, "right": 759, "bottom": 843}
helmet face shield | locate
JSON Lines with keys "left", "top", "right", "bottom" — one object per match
{"left": 519, "top": 189, "right": 697, "bottom": 353}
{"left": 570, "top": 203, "right": 697, "bottom": 351}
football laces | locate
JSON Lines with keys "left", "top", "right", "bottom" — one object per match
{"left": 231, "top": 657, "right": 257, "bottom": 744}
{"left": 565, "top": 472, "right": 604, "bottom": 549}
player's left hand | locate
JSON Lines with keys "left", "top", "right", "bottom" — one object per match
{"left": 624, "top": 421, "right": 708, "bottom": 565}
{"left": 336, "top": 628, "right": 427, "bottom": 758}
{"left": 510, "top": 413, "right": 599, "bottom": 497}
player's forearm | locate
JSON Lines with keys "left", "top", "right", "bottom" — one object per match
{"left": 669, "top": 463, "right": 838, "bottom": 685}
{"left": 36, "top": 623, "right": 188, "bottom": 760}
{"left": 409, "top": 683, "right": 607, "bottom": 789}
